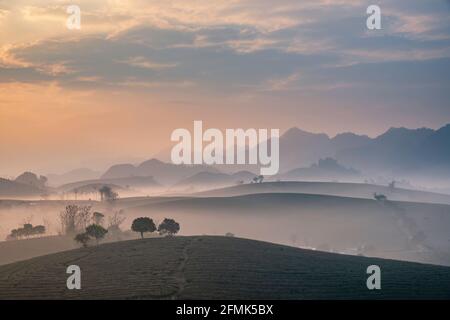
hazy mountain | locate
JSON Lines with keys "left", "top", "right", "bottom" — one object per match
{"left": 103, "top": 123, "right": 450, "bottom": 185}
{"left": 46, "top": 168, "right": 101, "bottom": 187}
{"left": 336, "top": 125, "right": 450, "bottom": 176}
{"left": 101, "top": 158, "right": 220, "bottom": 186}
{"left": 279, "top": 124, "right": 450, "bottom": 181}
{"left": 59, "top": 176, "right": 161, "bottom": 193}
{"left": 331, "top": 132, "right": 371, "bottom": 150}
{"left": 279, "top": 127, "right": 333, "bottom": 171}
{"left": 0, "top": 178, "right": 44, "bottom": 198}
{"left": 281, "top": 158, "right": 360, "bottom": 182}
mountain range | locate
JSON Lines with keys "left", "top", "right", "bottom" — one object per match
{"left": 2, "top": 123, "right": 449, "bottom": 196}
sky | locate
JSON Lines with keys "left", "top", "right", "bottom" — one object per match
{"left": 1, "top": 0, "right": 450, "bottom": 176}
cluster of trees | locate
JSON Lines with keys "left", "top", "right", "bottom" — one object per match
{"left": 73, "top": 216, "right": 180, "bottom": 247}
{"left": 7, "top": 224, "right": 46, "bottom": 240}
{"left": 99, "top": 185, "right": 118, "bottom": 201}
{"left": 59, "top": 204, "right": 127, "bottom": 247}
{"left": 131, "top": 217, "right": 180, "bottom": 239}
{"left": 251, "top": 175, "right": 264, "bottom": 183}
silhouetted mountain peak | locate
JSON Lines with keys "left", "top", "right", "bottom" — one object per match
{"left": 282, "top": 127, "right": 329, "bottom": 141}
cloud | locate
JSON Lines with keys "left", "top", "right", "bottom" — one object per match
{"left": 1, "top": 0, "right": 449, "bottom": 96}
{"left": 118, "top": 56, "right": 178, "bottom": 69}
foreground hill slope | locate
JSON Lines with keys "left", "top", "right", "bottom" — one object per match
{"left": 0, "top": 236, "right": 76, "bottom": 266}
{"left": 0, "top": 236, "right": 449, "bottom": 299}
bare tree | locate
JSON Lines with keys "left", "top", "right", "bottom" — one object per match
{"left": 92, "top": 212, "right": 105, "bottom": 225}
{"left": 77, "top": 206, "right": 92, "bottom": 231}
{"left": 108, "top": 210, "right": 126, "bottom": 229}
{"left": 59, "top": 205, "right": 78, "bottom": 235}
{"left": 59, "top": 205, "right": 93, "bottom": 235}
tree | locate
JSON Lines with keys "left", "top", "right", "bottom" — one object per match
{"left": 22, "top": 223, "right": 33, "bottom": 238}
{"left": 59, "top": 205, "right": 79, "bottom": 235}
{"left": 74, "top": 233, "right": 90, "bottom": 248}
{"left": 374, "top": 193, "right": 387, "bottom": 201}
{"left": 251, "top": 175, "right": 264, "bottom": 183}
{"left": 31, "top": 225, "right": 46, "bottom": 236}
{"left": 77, "top": 205, "right": 92, "bottom": 230}
{"left": 85, "top": 224, "right": 108, "bottom": 245}
{"left": 59, "top": 205, "right": 93, "bottom": 235}
{"left": 158, "top": 218, "right": 180, "bottom": 236}
{"left": 92, "top": 212, "right": 105, "bottom": 225}
{"left": 99, "top": 185, "right": 118, "bottom": 202}
{"left": 7, "top": 224, "right": 46, "bottom": 240}
{"left": 131, "top": 217, "right": 156, "bottom": 239}
{"left": 389, "top": 180, "right": 396, "bottom": 192}
{"left": 107, "top": 210, "right": 126, "bottom": 238}
{"left": 108, "top": 210, "right": 126, "bottom": 229}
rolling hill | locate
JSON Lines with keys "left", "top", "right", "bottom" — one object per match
{"left": 58, "top": 176, "right": 162, "bottom": 193}
{"left": 195, "top": 181, "right": 450, "bottom": 205}
{"left": 172, "top": 171, "right": 256, "bottom": 192}
{"left": 123, "top": 192, "right": 450, "bottom": 266}
{"left": 0, "top": 236, "right": 449, "bottom": 299}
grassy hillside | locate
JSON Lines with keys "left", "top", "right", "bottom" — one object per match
{"left": 196, "top": 181, "right": 450, "bottom": 205}
{"left": 0, "top": 235, "right": 76, "bottom": 266}
{"left": 124, "top": 193, "right": 450, "bottom": 266}
{"left": 0, "top": 236, "right": 449, "bottom": 299}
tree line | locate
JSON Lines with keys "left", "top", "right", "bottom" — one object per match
{"left": 7, "top": 224, "right": 46, "bottom": 240}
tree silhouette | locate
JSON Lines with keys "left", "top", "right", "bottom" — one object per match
{"left": 74, "top": 233, "right": 90, "bottom": 248}
{"left": 374, "top": 193, "right": 387, "bottom": 201}
{"left": 99, "top": 185, "right": 118, "bottom": 202}
{"left": 131, "top": 217, "right": 156, "bottom": 239}
{"left": 158, "top": 218, "right": 180, "bottom": 236}
{"left": 85, "top": 224, "right": 108, "bottom": 245}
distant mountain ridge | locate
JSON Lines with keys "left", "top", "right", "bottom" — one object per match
{"left": 281, "top": 158, "right": 360, "bottom": 182}
{"left": 277, "top": 124, "right": 450, "bottom": 178}
{"left": 336, "top": 124, "right": 450, "bottom": 176}
{"left": 100, "top": 123, "right": 450, "bottom": 186}
{"left": 101, "top": 158, "right": 220, "bottom": 185}
{"left": 0, "top": 178, "right": 44, "bottom": 198}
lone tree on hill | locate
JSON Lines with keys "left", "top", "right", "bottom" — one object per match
{"left": 158, "top": 218, "right": 180, "bottom": 236}
{"left": 131, "top": 217, "right": 156, "bottom": 239}
{"left": 85, "top": 224, "right": 108, "bottom": 245}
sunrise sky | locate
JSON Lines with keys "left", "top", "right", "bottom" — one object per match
{"left": 1, "top": 0, "right": 450, "bottom": 176}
